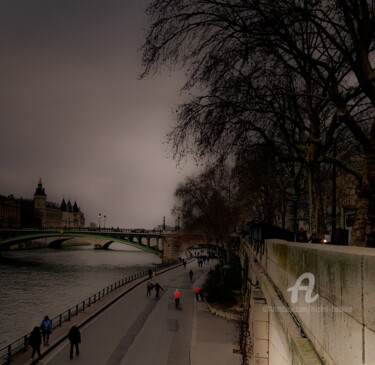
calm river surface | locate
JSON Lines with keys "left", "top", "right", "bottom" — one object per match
{"left": 0, "top": 243, "right": 161, "bottom": 348}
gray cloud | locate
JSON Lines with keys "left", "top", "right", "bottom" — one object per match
{"left": 0, "top": 0, "right": 197, "bottom": 228}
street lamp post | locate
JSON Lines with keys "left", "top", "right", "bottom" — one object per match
{"left": 332, "top": 141, "right": 337, "bottom": 238}
{"left": 98, "top": 213, "right": 101, "bottom": 230}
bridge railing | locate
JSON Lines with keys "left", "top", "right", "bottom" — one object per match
{"left": 0, "top": 262, "right": 175, "bottom": 365}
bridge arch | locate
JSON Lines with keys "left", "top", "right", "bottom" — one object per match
{"left": 0, "top": 230, "right": 163, "bottom": 256}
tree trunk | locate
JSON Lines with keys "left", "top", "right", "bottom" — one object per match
{"left": 308, "top": 145, "right": 326, "bottom": 234}
{"left": 350, "top": 150, "right": 375, "bottom": 247}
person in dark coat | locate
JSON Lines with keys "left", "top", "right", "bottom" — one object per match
{"left": 309, "top": 230, "right": 321, "bottom": 243}
{"left": 297, "top": 227, "right": 308, "bottom": 242}
{"left": 154, "top": 282, "right": 163, "bottom": 298}
{"left": 68, "top": 323, "right": 81, "bottom": 359}
{"left": 147, "top": 281, "right": 154, "bottom": 298}
{"left": 189, "top": 270, "right": 193, "bottom": 282}
{"left": 28, "top": 326, "right": 42, "bottom": 361}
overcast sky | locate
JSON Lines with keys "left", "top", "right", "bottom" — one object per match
{"left": 0, "top": 0, "right": 197, "bottom": 229}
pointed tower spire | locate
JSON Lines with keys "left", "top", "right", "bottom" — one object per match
{"left": 35, "top": 178, "right": 46, "bottom": 197}
{"left": 60, "top": 197, "right": 67, "bottom": 211}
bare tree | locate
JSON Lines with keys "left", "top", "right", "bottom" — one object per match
{"left": 172, "top": 166, "right": 239, "bottom": 263}
{"left": 233, "top": 145, "right": 294, "bottom": 227}
{"left": 141, "top": 0, "right": 374, "bottom": 245}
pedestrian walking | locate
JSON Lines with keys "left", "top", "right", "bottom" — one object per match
{"left": 28, "top": 326, "right": 42, "bottom": 362}
{"left": 148, "top": 268, "right": 152, "bottom": 279}
{"left": 68, "top": 323, "right": 81, "bottom": 359}
{"left": 40, "top": 315, "right": 52, "bottom": 346}
{"left": 175, "top": 289, "right": 180, "bottom": 308}
{"left": 309, "top": 230, "right": 321, "bottom": 243}
{"left": 194, "top": 288, "right": 202, "bottom": 301}
{"left": 183, "top": 259, "right": 186, "bottom": 268}
{"left": 154, "top": 282, "right": 163, "bottom": 298}
{"left": 297, "top": 227, "right": 308, "bottom": 242}
{"left": 147, "top": 281, "right": 154, "bottom": 297}
{"left": 189, "top": 270, "right": 193, "bottom": 282}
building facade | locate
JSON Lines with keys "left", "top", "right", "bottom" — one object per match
{"left": 0, "top": 179, "right": 85, "bottom": 229}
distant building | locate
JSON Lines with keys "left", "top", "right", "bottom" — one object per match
{"left": 0, "top": 178, "right": 85, "bottom": 229}
{"left": 0, "top": 194, "right": 20, "bottom": 227}
{"left": 155, "top": 224, "right": 175, "bottom": 231}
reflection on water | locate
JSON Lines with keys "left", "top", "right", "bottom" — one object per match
{"left": 0, "top": 243, "right": 161, "bottom": 347}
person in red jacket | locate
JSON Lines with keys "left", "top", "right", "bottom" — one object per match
{"left": 194, "top": 288, "right": 202, "bottom": 301}
{"left": 175, "top": 289, "right": 180, "bottom": 308}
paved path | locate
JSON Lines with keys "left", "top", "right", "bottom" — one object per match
{"left": 20, "top": 259, "right": 241, "bottom": 365}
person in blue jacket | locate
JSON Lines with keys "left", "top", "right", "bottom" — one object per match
{"left": 40, "top": 315, "right": 52, "bottom": 346}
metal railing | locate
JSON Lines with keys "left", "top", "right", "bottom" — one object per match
{"left": 0, "top": 262, "right": 174, "bottom": 365}
{"left": 243, "top": 222, "right": 295, "bottom": 261}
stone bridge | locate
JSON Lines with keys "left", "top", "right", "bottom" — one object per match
{"left": 0, "top": 229, "right": 211, "bottom": 261}
{"left": 0, "top": 229, "right": 164, "bottom": 256}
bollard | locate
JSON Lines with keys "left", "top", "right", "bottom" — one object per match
{"left": 59, "top": 314, "right": 62, "bottom": 327}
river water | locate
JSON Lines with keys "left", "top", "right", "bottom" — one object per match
{"left": 0, "top": 243, "right": 161, "bottom": 348}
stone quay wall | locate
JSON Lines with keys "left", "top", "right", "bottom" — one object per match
{"left": 240, "top": 238, "right": 375, "bottom": 365}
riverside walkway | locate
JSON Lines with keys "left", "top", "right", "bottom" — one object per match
{"left": 15, "top": 259, "right": 241, "bottom": 365}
